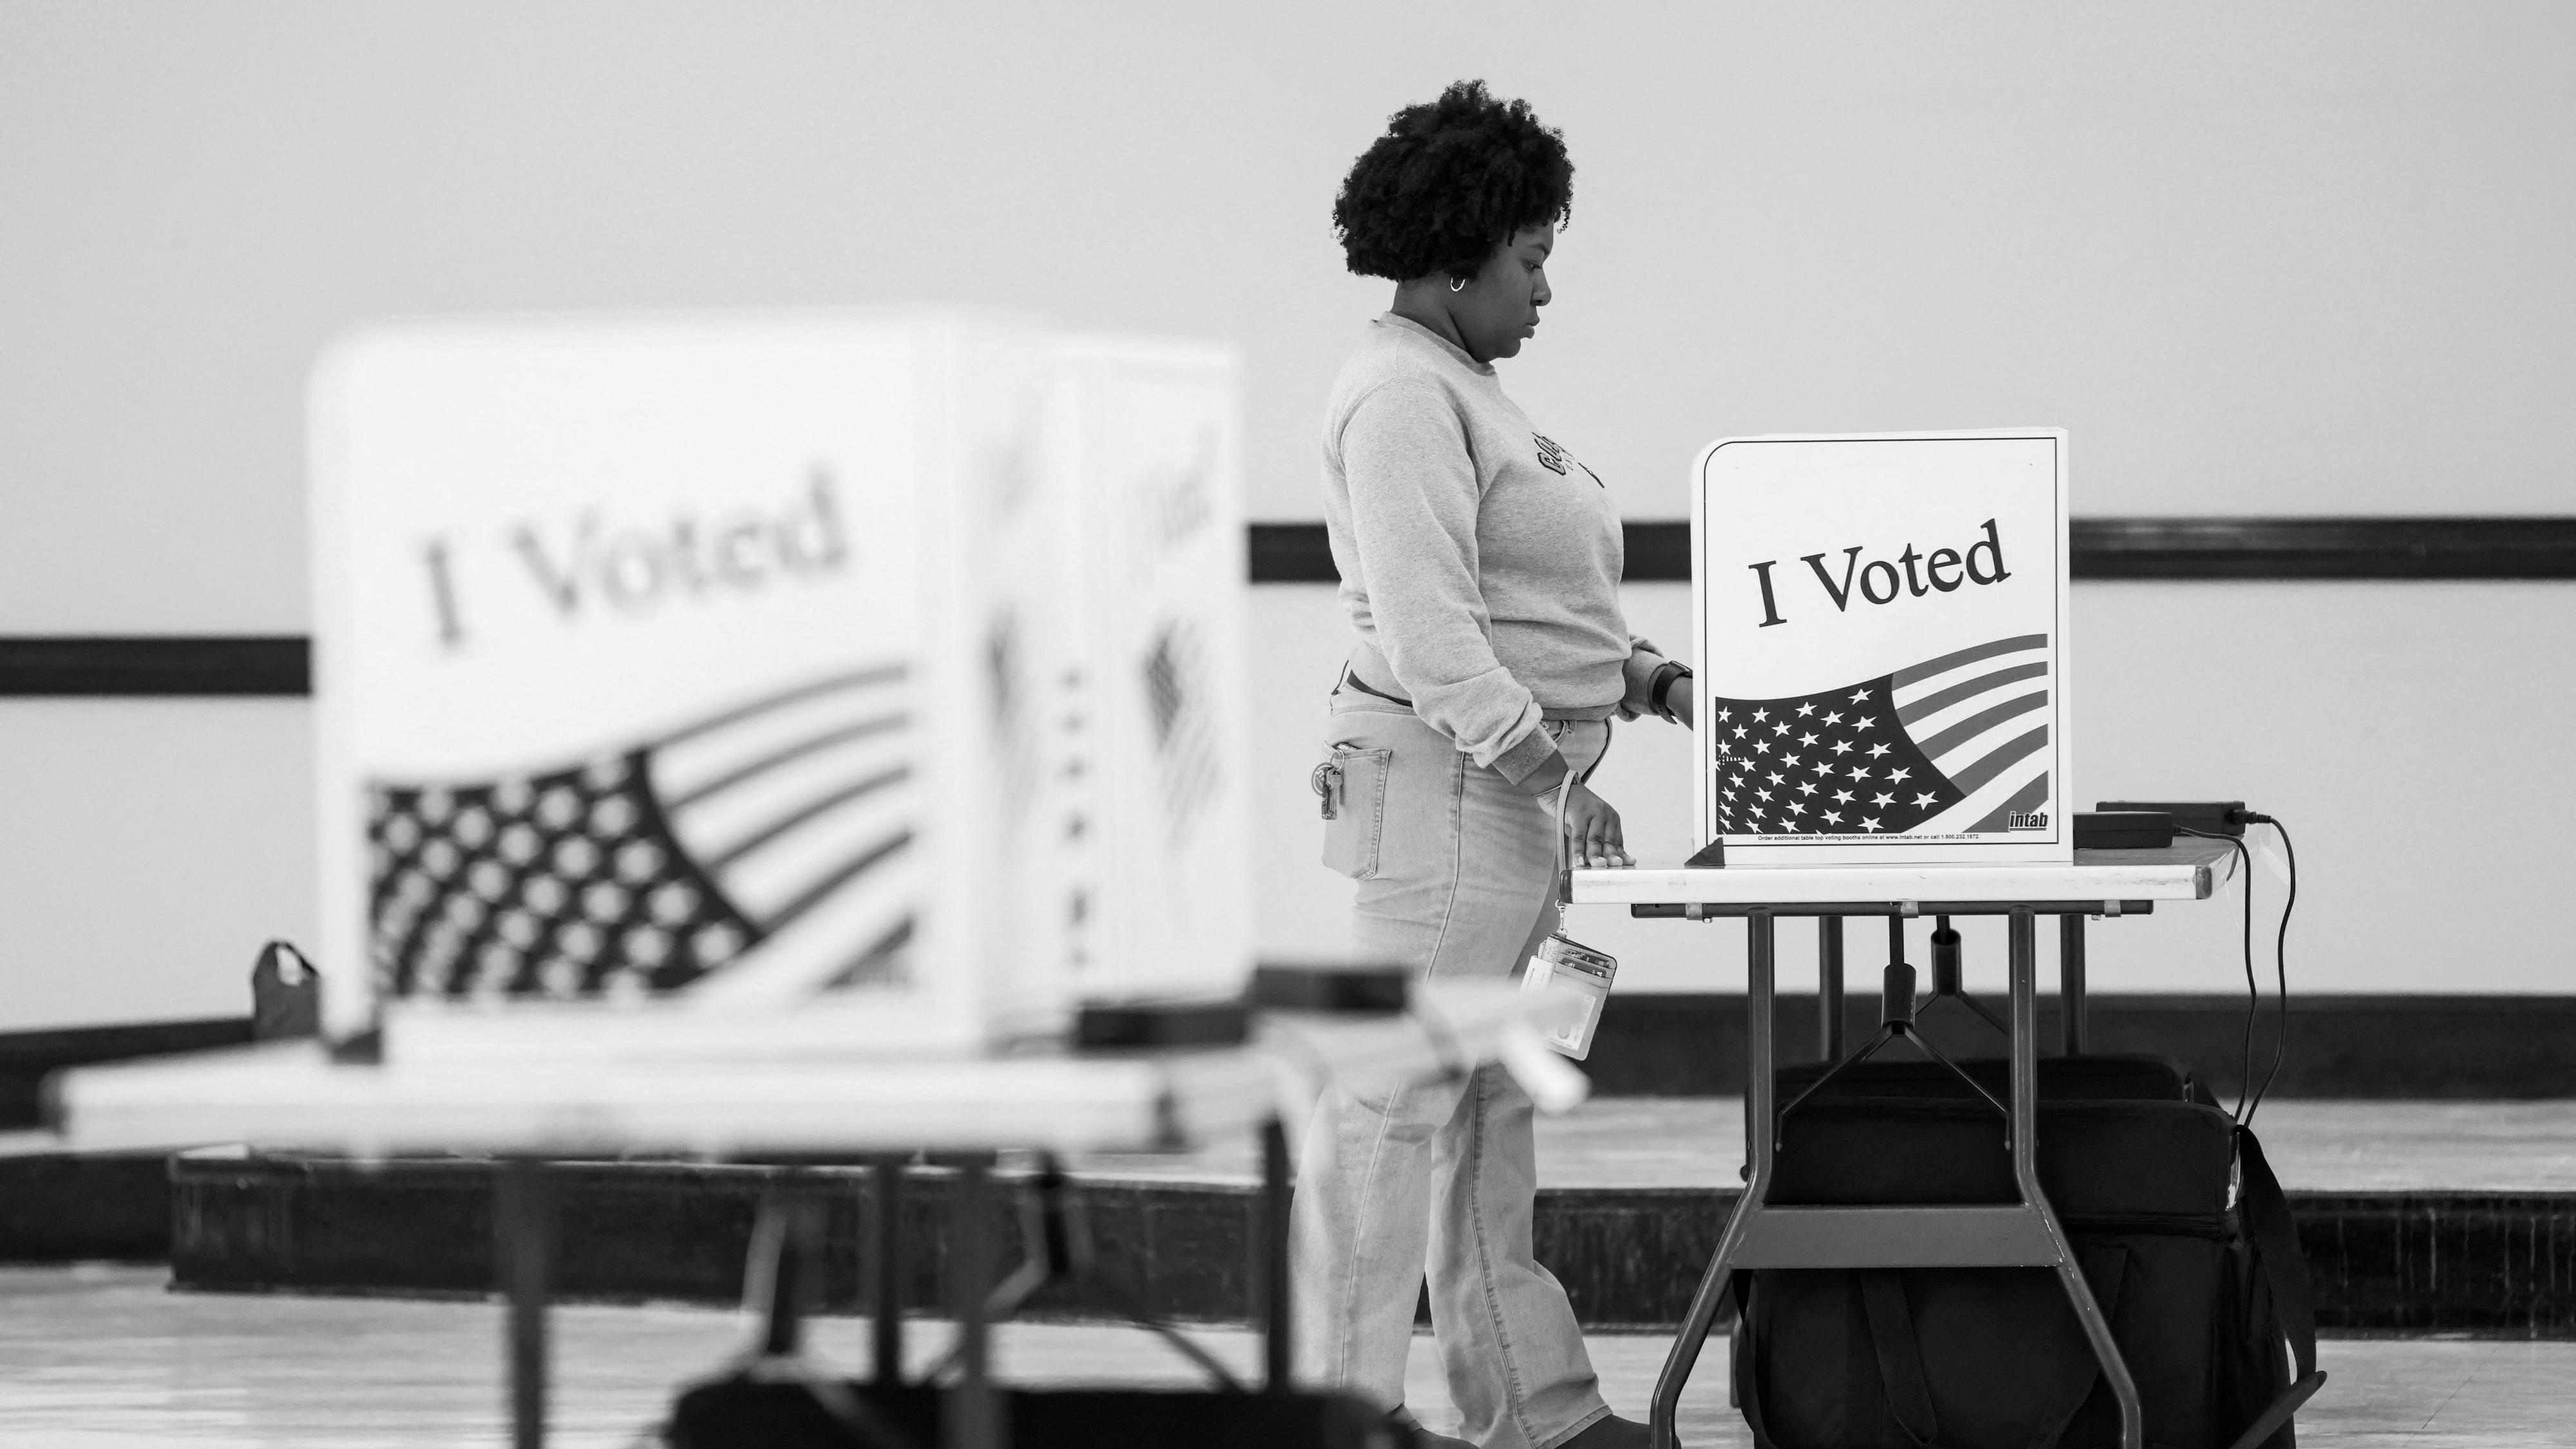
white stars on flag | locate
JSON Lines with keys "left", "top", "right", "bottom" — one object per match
{"left": 1707, "top": 661, "right": 1989, "bottom": 838}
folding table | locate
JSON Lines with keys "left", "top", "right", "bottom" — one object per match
{"left": 1571, "top": 839, "right": 2238, "bottom": 1449}
{"left": 48, "top": 980, "right": 1569, "bottom": 1449}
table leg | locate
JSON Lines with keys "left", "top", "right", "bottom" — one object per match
{"left": 751, "top": 1191, "right": 823, "bottom": 1358}
{"left": 945, "top": 1155, "right": 1003, "bottom": 1449}
{"left": 1817, "top": 916, "right": 1844, "bottom": 1061}
{"left": 2012, "top": 908, "right": 2140, "bottom": 1449}
{"left": 1650, "top": 907, "right": 1775, "bottom": 1449}
{"left": 496, "top": 1158, "right": 553, "bottom": 1449}
{"left": 1260, "top": 1116, "right": 1293, "bottom": 1392}
{"left": 2058, "top": 914, "right": 2089, "bottom": 1056}
{"left": 870, "top": 1157, "right": 905, "bottom": 1385}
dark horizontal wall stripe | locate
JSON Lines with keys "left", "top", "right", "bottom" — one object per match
{"left": 1252, "top": 516, "right": 2576, "bottom": 584}
{"left": 6, "top": 518, "right": 2569, "bottom": 696}
{"left": 1245, "top": 522, "right": 1340, "bottom": 584}
{"left": 0, "top": 1016, "right": 256, "bottom": 1070}
{"left": 1247, "top": 522, "right": 1700, "bottom": 583}
{"left": 2078, "top": 516, "right": 2576, "bottom": 580}
{"left": 0, "top": 637, "right": 307, "bottom": 697}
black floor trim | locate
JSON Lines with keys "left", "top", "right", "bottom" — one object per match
{"left": 141, "top": 1156, "right": 2576, "bottom": 1339}
{"left": 1584, "top": 994, "right": 2576, "bottom": 1100}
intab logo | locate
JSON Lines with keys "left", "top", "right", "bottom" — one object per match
{"left": 2007, "top": 811, "right": 2050, "bottom": 831}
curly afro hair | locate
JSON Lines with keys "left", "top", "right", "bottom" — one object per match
{"left": 1333, "top": 80, "right": 1573, "bottom": 283}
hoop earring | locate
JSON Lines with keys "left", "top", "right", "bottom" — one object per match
{"left": 1448, "top": 276, "right": 1469, "bottom": 292}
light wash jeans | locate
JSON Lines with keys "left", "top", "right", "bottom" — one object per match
{"left": 1295, "top": 690, "right": 1611, "bottom": 1448}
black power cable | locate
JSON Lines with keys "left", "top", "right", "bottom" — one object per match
{"left": 2176, "top": 824, "right": 2260, "bottom": 1122}
{"left": 2177, "top": 813, "right": 2298, "bottom": 1127}
{"left": 2244, "top": 815, "right": 2296, "bottom": 1125}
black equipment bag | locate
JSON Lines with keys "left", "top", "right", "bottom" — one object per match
{"left": 664, "top": 1378, "right": 1411, "bottom": 1449}
{"left": 1774, "top": 1052, "right": 2193, "bottom": 1104}
{"left": 1733, "top": 1057, "right": 2322, "bottom": 1449}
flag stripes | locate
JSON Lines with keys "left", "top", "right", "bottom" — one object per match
{"left": 367, "top": 664, "right": 917, "bottom": 1001}
{"left": 1895, "top": 660, "right": 2049, "bottom": 726}
{"left": 1890, "top": 633, "right": 2048, "bottom": 688}
{"left": 1915, "top": 690, "right": 2048, "bottom": 761}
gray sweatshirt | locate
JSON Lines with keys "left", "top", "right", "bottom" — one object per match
{"left": 1321, "top": 313, "right": 1674, "bottom": 791}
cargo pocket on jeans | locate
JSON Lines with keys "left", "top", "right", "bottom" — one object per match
{"left": 1316, "top": 746, "right": 1393, "bottom": 879}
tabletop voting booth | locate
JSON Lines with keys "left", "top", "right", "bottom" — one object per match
{"left": 1692, "top": 430, "right": 2070, "bottom": 866}
{"left": 308, "top": 313, "right": 1255, "bottom": 1060}
{"left": 1581, "top": 430, "right": 2316, "bottom": 1449}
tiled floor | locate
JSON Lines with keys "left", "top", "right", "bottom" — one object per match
{"left": 1, "top": 1266, "right": 2566, "bottom": 1446}
{"left": 1081, "top": 1097, "right": 2576, "bottom": 1192}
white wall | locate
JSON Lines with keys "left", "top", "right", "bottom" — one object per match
{"left": 3, "top": 3, "right": 2573, "bottom": 1025}
{"left": 0, "top": 701, "right": 312, "bottom": 1030}
{"left": 4, "top": 2, "right": 2573, "bottom": 632}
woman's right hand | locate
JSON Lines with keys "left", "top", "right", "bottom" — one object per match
{"left": 1562, "top": 781, "right": 1633, "bottom": 868}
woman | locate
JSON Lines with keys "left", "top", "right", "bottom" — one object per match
{"left": 1297, "top": 82, "right": 1694, "bottom": 1449}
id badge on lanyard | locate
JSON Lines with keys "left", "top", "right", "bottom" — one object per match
{"left": 1521, "top": 773, "right": 1617, "bottom": 1059}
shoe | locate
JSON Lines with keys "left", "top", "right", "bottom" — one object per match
{"left": 1388, "top": 1405, "right": 1477, "bottom": 1448}
{"left": 1557, "top": 1413, "right": 1652, "bottom": 1449}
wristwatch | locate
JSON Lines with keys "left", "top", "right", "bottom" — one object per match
{"left": 1649, "top": 661, "right": 1692, "bottom": 722}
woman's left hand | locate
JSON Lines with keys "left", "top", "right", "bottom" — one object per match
{"left": 1669, "top": 690, "right": 1694, "bottom": 730}
{"left": 1562, "top": 780, "right": 1634, "bottom": 868}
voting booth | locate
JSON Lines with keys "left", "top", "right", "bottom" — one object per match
{"left": 1692, "top": 430, "right": 2072, "bottom": 866}
{"left": 307, "top": 313, "right": 1252, "bottom": 1057}
{"left": 1046, "top": 338, "right": 1255, "bottom": 1006}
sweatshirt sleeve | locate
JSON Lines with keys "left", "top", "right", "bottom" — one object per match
{"left": 1340, "top": 380, "right": 1563, "bottom": 788}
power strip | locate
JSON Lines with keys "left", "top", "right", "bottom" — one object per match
{"left": 2096, "top": 800, "right": 2249, "bottom": 838}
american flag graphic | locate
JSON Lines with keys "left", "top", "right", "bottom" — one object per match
{"left": 1713, "top": 633, "right": 2052, "bottom": 837}
{"left": 367, "top": 665, "right": 914, "bottom": 1001}
{"left": 1141, "top": 616, "right": 1221, "bottom": 851}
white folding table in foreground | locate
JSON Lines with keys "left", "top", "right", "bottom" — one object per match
{"left": 50, "top": 980, "right": 1576, "bottom": 1449}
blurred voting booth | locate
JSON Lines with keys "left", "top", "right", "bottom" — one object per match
{"left": 308, "top": 314, "right": 1254, "bottom": 1059}
{"left": 1692, "top": 430, "right": 2071, "bottom": 866}
{"left": 48, "top": 313, "right": 1560, "bottom": 1449}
